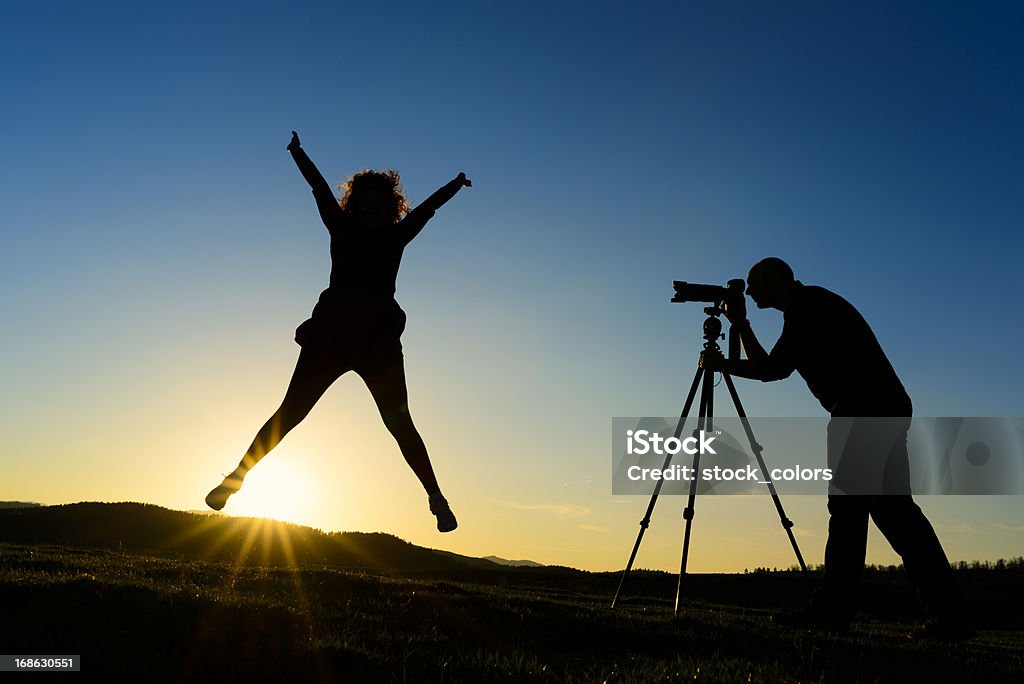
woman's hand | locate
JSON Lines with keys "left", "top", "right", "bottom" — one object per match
{"left": 457, "top": 172, "right": 472, "bottom": 188}
{"left": 287, "top": 130, "right": 301, "bottom": 152}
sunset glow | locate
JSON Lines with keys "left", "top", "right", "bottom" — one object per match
{"left": 227, "top": 459, "right": 320, "bottom": 527}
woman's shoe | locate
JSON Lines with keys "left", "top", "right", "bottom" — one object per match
{"left": 205, "top": 474, "right": 244, "bottom": 511}
{"left": 429, "top": 493, "right": 458, "bottom": 533}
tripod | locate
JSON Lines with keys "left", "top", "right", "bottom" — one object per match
{"left": 611, "top": 306, "right": 808, "bottom": 614}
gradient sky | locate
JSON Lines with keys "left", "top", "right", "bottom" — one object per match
{"left": 2, "top": 1, "right": 1022, "bottom": 572}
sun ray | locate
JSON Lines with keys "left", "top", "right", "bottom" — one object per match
{"left": 260, "top": 519, "right": 274, "bottom": 566}
{"left": 224, "top": 517, "right": 265, "bottom": 588}
{"left": 160, "top": 512, "right": 240, "bottom": 561}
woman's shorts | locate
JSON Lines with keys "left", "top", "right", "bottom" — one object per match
{"left": 295, "top": 292, "right": 407, "bottom": 373}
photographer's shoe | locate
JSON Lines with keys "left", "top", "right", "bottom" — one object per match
{"left": 429, "top": 493, "right": 458, "bottom": 533}
{"left": 205, "top": 473, "right": 244, "bottom": 511}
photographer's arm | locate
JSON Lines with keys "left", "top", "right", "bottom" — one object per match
{"left": 733, "top": 320, "right": 769, "bottom": 363}
{"left": 704, "top": 301, "right": 795, "bottom": 381}
{"left": 711, "top": 323, "right": 790, "bottom": 381}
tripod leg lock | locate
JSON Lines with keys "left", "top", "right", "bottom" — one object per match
{"left": 682, "top": 507, "right": 694, "bottom": 521}
{"left": 782, "top": 518, "right": 794, "bottom": 529}
{"left": 639, "top": 519, "right": 650, "bottom": 529}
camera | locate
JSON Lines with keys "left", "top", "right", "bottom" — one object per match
{"left": 671, "top": 279, "right": 746, "bottom": 305}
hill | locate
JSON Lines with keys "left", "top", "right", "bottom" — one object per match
{"left": 1, "top": 502, "right": 1022, "bottom": 623}
{"left": 0, "top": 502, "right": 498, "bottom": 572}
{"left": 483, "top": 555, "right": 545, "bottom": 567}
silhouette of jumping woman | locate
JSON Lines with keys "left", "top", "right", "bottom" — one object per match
{"left": 205, "top": 131, "right": 470, "bottom": 532}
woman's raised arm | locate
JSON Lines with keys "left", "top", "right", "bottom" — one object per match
{"left": 399, "top": 172, "right": 472, "bottom": 243}
{"left": 288, "top": 131, "right": 343, "bottom": 230}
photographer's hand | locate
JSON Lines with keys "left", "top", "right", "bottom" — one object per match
{"left": 723, "top": 291, "right": 747, "bottom": 325}
{"left": 700, "top": 349, "right": 725, "bottom": 371}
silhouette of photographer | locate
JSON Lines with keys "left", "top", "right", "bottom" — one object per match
{"left": 205, "top": 131, "right": 470, "bottom": 532}
{"left": 702, "top": 257, "right": 971, "bottom": 638}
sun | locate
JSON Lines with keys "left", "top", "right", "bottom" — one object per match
{"left": 228, "top": 458, "right": 319, "bottom": 526}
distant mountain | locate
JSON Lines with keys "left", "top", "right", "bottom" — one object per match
{"left": 483, "top": 555, "right": 545, "bottom": 568}
{"left": 0, "top": 502, "right": 505, "bottom": 572}
{"left": 0, "top": 501, "right": 43, "bottom": 509}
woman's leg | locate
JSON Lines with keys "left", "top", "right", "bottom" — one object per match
{"left": 361, "top": 359, "right": 456, "bottom": 532}
{"left": 206, "top": 346, "right": 346, "bottom": 510}
{"left": 360, "top": 359, "right": 440, "bottom": 494}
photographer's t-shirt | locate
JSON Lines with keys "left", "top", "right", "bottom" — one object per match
{"left": 768, "top": 283, "right": 912, "bottom": 417}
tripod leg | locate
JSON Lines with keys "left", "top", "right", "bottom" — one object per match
{"left": 675, "top": 366, "right": 714, "bottom": 615}
{"left": 721, "top": 371, "right": 809, "bottom": 576}
{"left": 611, "top": 364, "right": 704, "bottom": 609}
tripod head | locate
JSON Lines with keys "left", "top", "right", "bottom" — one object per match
{"left": 702, "top": 309, "right": 724, "bottom": 347}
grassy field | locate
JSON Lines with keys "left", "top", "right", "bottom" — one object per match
{"left": 2, "top": 541, "right": 1022, "bottom": 683}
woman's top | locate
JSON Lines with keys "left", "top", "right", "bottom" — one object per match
{"left": 290, "top": 146, "right": 464, "bottom": 300}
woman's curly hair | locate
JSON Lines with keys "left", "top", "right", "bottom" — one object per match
{"left": 338, "top": 169, "right": 410, "bottom": 223}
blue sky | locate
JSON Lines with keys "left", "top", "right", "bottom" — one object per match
{"left": 1, "top": 1, "right": 1022, "bottom": 570}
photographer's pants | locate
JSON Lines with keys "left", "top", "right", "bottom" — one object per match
{"left": 812, "top": 418, "right": 966, "bottom": 624}
{"left": 811, "top": 495, "right": 966, "bottom": 625}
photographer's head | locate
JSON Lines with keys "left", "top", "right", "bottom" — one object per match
{"left": 746, "top": 257, "right": 795, "bottom": 311}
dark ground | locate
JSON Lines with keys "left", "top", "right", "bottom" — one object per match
{"left": 1, "top": 504, "right": 1021, "bottom": 682}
